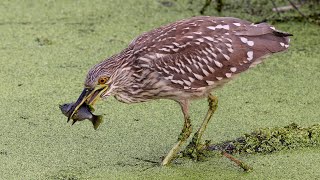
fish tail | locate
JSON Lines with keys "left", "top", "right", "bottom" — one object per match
{"left": 92, "top": 115, "right": 103, "bottom": 130}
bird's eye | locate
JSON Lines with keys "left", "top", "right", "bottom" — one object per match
{"left": 98, "top": 76, "right": 109, "bottom": 84}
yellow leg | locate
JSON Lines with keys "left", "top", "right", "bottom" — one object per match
{"left": 183, "top": 94, "right": 218, "bottom": 159}
{"left": 161, "top": 100, "right": 192, "bottom": 166}
{"left": 161, "top": 116, "right": 192, "bottom": 165}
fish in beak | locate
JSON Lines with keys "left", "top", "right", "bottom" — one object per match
{"left": 60, "top": 102, "right": 103, "bottom": 130}
{"left": 67, "top": 85, "right": 109, "bottom": 123}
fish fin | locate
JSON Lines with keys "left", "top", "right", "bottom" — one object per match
{"left": 92, "top": 115, "right": 103, "bottom": 130}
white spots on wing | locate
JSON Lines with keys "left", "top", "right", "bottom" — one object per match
{"left": 207, "top": 24, "right": 230, "bottom": 31}
{"left": 193, "top": 31, "right": 203, "bottom": 35}
{"left": 185, "top": 35, "right": 194, "bottom": 39}
{"left": 205, "top": 47, "right": 213, "bottom": 54}
{"left": 207, "top": 26, "right": 216, "bottom": 30}
{"left": 140, "top": 64, "right": 149, "bottom": 68}
{"left": 195, "top": 42, "right": 201, "bottom": 45}
{"left": 201, "top": 49, "right": 208, "bottom": 56}
{"left": 233, "top": 22, "right": 241, "bottom": 26}
{"left": 162, "top": 68, "right": 170, "bottom": 74}
{"left": 155, "top": 53, "right": 166, "bottom": 58}
{"left": 180, "top": 62, "right": 186, "bottom": 68}
{"left": 172, "top": 66, "right": 181, "bottom": 73}
{"left": 184, "top": 56, "right": 191, "bottom": 64}
{"left": 171, "top": 79, "right": 184, "bottom": 85}
{"left": 194, "top": 73, "right": 204, "bottom": 80}
{"left": 247, "top": 41, "right": 254, "bottom": 46}
{"left": 222, "top": 54, "right": 230, "bottom": 60}
{"left": 214, "top": 60, "right": 223, "bottom": 68}
{"left": 196, "top": 38, "right": 204, "bottom": 42}
{"left": 225, "top": 38, "right": 232, "bottom": 43}
{"left": 203, "top": 36, "right": 214, "bottom": 42}
{"left": 206, "top": 80, "right": 215, "bottom": 85}
{"left": 216, "top": 77, "right": 223, "bottom": 80}
{"left": 225, "top": 43, "right": 232, "bottom": 48}
{"left": 225, "top": 73, "right": 232, "bottom": 78}
{"left": 197, "top": 61, "right": 204, "bottom": 69}
{"left": 210, "top": 52, "right": 217, "bottom": 59}
{"left": 172, "top": 42, "right": 180, "bottom": 46}
{"left": 240, "top": 37, "right": 254, "bottom": 46}
{"left": 183, "top": 79, "right": 191, "bottom": 86}
{"left": 193, "top": 63, "right": 200, "bottom": 70}
{"left": 217, "top": 24, "right": 230, "bottom": 30}
{"left": 227, "top": 48, "right": 234, "bottom": 53}
{"left": 270, "top": 26, "right": 276, "bottom": 30}
{"left": 240, "top": 37, "right": 248, "bottom": 43}
{"left": 207, "top": 56, "right": 214, "bottom": 63}
{"left": 247, "top": 51, "right": 253, "bottom": 61}
{"left": 139, "top": 57, "right": 150, "bottom": 62}
{"left": 202, "top": 69, "right": 210, "bottom": 76}
{"left": 172, "top": 48, "right": 179, "bottom": 52}
{"left": 225, "top": 32, "right": 229, "bottom": 35}
{"left": 202, "top": 57, "right": 209, "bottom": 64}
{"left": 188, "top": 77, "right": 195, "bottom": 82}
{"left": 284, "top": 44, "right": 289, "bottom": 48}
{"left": 230, "top": 67, "right": 237, "bottom": 72}
{"left": 207, "top": 65, "right": 215, "bottom": 73}
{"left": 280, "top": 42, "right": 285, "bottom": 47}
{"left": 186, "top": 66, "right": 192, "bottom": 73}
{"left": 159, "top": 48, "right": 170, "bottom": 52}
{"left": 164, "top": 75, "right": 173, "bottom": 80}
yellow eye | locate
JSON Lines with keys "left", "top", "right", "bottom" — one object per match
{"left": 98, "top": 76, "right": 109, "bottom": 84}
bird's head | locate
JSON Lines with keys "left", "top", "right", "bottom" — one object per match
{"left": 67, "top": 60, "right": 116, "bottom": 122}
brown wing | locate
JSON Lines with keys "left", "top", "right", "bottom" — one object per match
{"left": 130, "top": 16, "right": 291, "bottom": 90}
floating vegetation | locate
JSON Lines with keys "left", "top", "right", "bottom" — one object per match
{"left": 207, "top": 123, "right": 320, "bottom": 154}
{"left": 35, "top": 37, "right": 52, "bottom": 46}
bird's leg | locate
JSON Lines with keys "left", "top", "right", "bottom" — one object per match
{"left": 183, "top": 94, "right": 218, "bottom": 160}
{"left": 161, "top": 100, "right": 192, "bottom": 166}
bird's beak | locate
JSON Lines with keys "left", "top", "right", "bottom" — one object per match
{"left": 67, "top": 85, "right": 108, "bottom": 122}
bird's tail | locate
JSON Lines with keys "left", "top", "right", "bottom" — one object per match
{"left": 91, "top": 115, "right": 103, "bottom": 130}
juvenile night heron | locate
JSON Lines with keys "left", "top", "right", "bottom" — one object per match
{"left": 67, "top": 16, "right": 291, "bottom": 165}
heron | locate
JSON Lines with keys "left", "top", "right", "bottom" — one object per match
{"left": 66, "top": 16, "right": 291, "bottom": 166}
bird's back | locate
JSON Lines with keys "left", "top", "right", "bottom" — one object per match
{"left": 114, "top": 16, "right": 291, "bottom": 102}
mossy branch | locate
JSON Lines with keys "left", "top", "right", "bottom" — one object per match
{"left": 207, "top": 123, "right": 320, "bottom": 155}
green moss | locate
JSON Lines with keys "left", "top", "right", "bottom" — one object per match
{"left": 209, "top": 123, "right": 320, "bottom": 154}
{"left": 35, "top": 37, "right": 53, "bottom": 46}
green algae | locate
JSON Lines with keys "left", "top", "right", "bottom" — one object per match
{"left": 209, "top": 123, "right": 320, "bottom": 154}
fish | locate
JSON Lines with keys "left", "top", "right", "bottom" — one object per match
{"left": 59, "top": 102, "right": 103, "bottom": 130}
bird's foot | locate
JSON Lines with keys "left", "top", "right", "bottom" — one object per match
{"left": 180, "top": 134, "right": 211, "bottom": 161}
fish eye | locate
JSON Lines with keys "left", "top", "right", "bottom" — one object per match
{"left": 98, "top": 76, "right": 109, "bottom": 84}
